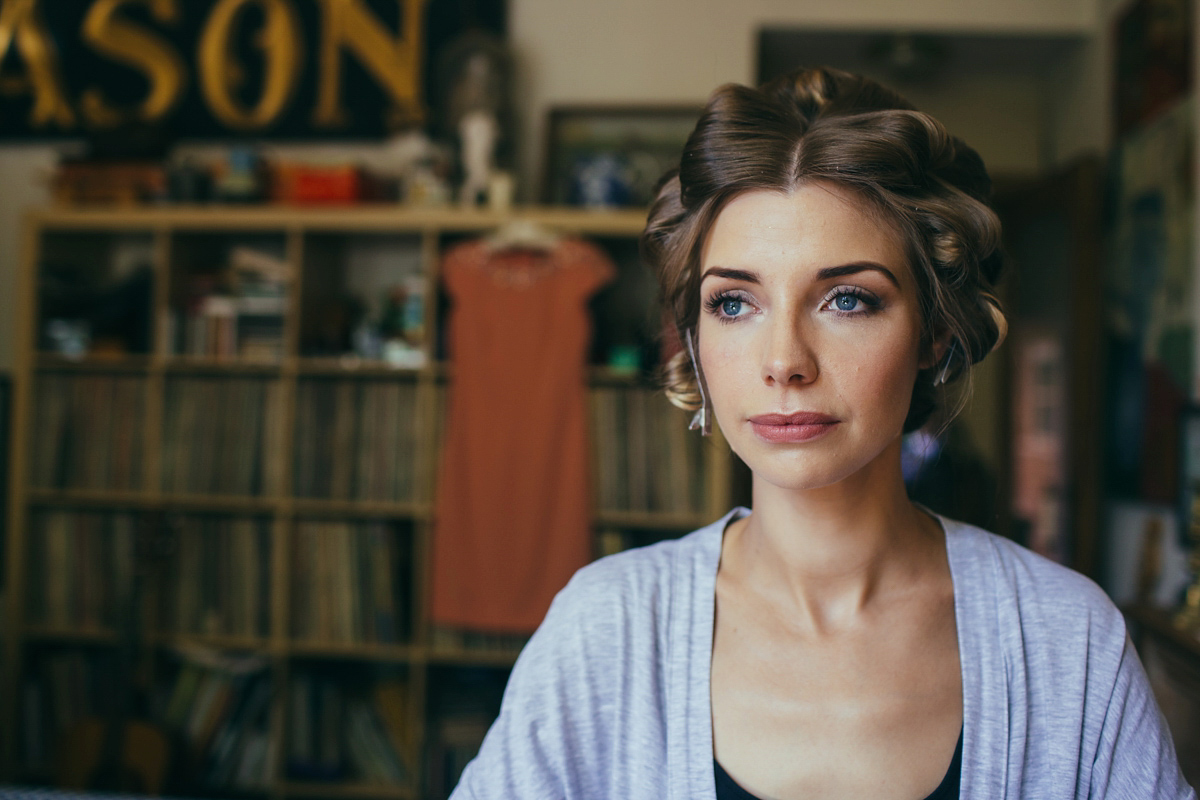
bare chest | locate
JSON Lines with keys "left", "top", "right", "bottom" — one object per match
{"left": 710, "top": 590, "right": 962, "bottom": 800}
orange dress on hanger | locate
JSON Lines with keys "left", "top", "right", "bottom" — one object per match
{"left": 431, "top": 237, "right": 615, "bottom": 633}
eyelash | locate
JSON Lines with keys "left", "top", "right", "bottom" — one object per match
{"left": 702, "top": 285, "right": 882, "bottom": 323}
{"left": 703, "top": 289, "right": 755, "bottom": 324}
{"left": 821, "top": 285, "right": 882, "bottom": 317}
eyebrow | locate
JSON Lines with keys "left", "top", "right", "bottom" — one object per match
{"left": 700, "top": 261, "right": 900, "bottom": 289}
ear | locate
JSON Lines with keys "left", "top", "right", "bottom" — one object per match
{"left": 919, "top": 331, "right": 954, "bottom": 371}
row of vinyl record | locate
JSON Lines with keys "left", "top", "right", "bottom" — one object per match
{"left": 162, "top": 376, "right": 284, "bottom": 495}
{"left": 291, "top": 521, "right": 411, "bottom": 644}
{"left": 590, "top": 387, "right": 707, "bottom": 514}
{"left": 32, "top": 375, "right": 286, "bottom": 496}
{"left": 293, "top": 379, "right": 429, "bottom": 501}
{"left": 29, "top": 376, "right": 708, "bottom": 513}
{"left": 26, "top": 511, "right": 412, "bottom": 645}
{"left": 161, "top": 516, "right": 272, "bottom": 638}
{"left": 25, "top": 511, "right": 135, "bottom": 629}
{"left": 31, "top": 374, "right": 146, "bottom": 491}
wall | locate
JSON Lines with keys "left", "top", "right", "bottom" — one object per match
{"left": 510, "top": 0, "right": 1102, "bottom": 194}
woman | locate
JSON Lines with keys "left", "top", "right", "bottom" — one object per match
{"left": 450, "top": 68, "right": 1194, "bottom": 799}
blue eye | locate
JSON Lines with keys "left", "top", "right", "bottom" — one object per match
{"left": 834, "top": 293, "right": 859, "bottom": 311}
{"left": 824, "top": 286, "right": 881, "bottom": 315}
{"left": 721, "top": 297, "right": 743, "bottom": 317}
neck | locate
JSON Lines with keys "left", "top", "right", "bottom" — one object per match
{"left": 730, "top": 438, "right": 945, "bottom": 633}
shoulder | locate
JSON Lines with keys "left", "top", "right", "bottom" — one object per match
{"left": 542, "top": 520, "right": 720, "bottom": 640}
{"left": 943, "top": 516, "right": 1128, "bottom": 666}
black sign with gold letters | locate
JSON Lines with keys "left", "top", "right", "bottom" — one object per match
{"left": 0, "top": 0, "right": 432, "bottom": 139}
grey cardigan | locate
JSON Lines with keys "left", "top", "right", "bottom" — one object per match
{"left": 452, "top": 507, "right": 1195, "bottom": 799}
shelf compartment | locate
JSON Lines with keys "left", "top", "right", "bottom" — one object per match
{"left": 299, "top": 232, "right": 427, "bottom": 366}
{"left": 157, "top": 514, "right": 273, "bottom": 642}
{"left": 24, "top": 509, "right": 142, "bottom": 633}
{"left": 292, "top": 379, "right": 423, "bottom": 504}
{"left": 37, "top": 229, "right": 156, "bottom": 358}
{"left": 284, "top": 662, "right": 414, "bottom": 790}
{"left": 28, "top": 373, "right": 146, "bottom": 492}
{"left": 167, "top": 230, "right": 291, "bottom": 363}
{"left": 590, "top": 385, "right": 709, "bottom": 518}
{"left": 161, "top": 375, "right": 284, "bottom": 496}
{"left": 289, "top": 520, "right": 414, "bottom": 647}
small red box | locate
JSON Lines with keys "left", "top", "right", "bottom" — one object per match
{"left": 272, "top": 164, "right": 363, "bottom": 205}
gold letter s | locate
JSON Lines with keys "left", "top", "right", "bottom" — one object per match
{"left": 198, "top": 0, "right": 300, "bottom": 130}
{"left": 80, "top": 0, "right": 186, "bottom": 128}
{"left": 0, "top": 0, "right": 75, "bottom": 128}
{"left": 313, "top": 0, "right": 426, "bottom": 128}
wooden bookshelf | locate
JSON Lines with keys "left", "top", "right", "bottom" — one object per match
{"left": 1, "top": 205, "right": 733, "bottom": 798}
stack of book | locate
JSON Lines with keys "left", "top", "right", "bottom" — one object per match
{"left": 290, "top": 522, "right": 408, "bottom": 644}
{"left": 589, "top": 387, "right": 705, "bottom": 514}
{"left": 286, "top": 673, "right": 410, "bottom": 784}
{"left": 25, "top": 511, "right": 134, "bottom": 629}
{"left": 159, "top": 649, "right": 273, "bottom": 789}
{"left": 31, "top": 374, "right": 145, "bottom": 491}
{"left": 160, "top": 516, "right": 271, "bottom": 639}
{"left": 293, "top": 380, "right": 420, "bottom": 501}
{"left": 162, "top": 377, "right": 282, "bottom": 495}
{"left": 169, "top": 246, "right": 290, "bottom": 362}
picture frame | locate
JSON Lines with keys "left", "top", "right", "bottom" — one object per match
{"left": 542, "top": 105, "right": 702, "bottom": 208}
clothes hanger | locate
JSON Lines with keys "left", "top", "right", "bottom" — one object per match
{"left": 484, "top": 218, "right": 562, "bottom": 252}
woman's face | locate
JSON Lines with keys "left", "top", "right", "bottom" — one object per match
{"left": 697, "top": 183, "right": 929, "bottom": 492}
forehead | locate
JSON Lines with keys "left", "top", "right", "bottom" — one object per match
{"left": 700, "top": 183, "right": 909, "bottom": 283}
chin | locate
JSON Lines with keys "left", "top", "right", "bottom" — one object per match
{"left": 726, "top": 425, "right": 905, "bottom": 495}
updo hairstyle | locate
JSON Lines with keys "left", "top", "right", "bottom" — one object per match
{"left": 641, "top": 66, "right": 1008, "bottom": 433}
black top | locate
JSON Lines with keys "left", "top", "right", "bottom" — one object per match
{"left": 714, "top": 729, "right": 963, "bottom": 800}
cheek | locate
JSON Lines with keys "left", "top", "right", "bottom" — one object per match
{"left": 696, "top": 327, "right": 756, "bottom": 402}
{"left": 839, "top": 327, "right": 923, "bottom": 425}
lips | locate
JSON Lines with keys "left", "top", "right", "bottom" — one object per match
{"left": 748, "top": 411, "right": 839, "bottom": 443}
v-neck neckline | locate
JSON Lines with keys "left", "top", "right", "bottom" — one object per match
{"left": 681, "top": 506, "right": 974, "bottom": 799}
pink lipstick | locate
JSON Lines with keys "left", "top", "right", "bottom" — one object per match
{"left": 749, "top": 412, "right": 839, "bottom": 443}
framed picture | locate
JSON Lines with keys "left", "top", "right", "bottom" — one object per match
{"left": 542, "top": 105, "right": 702, "bottom": 208}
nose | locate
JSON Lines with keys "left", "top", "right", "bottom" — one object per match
{"left": 761, "top": 310, "right": 817, "bottom": 387}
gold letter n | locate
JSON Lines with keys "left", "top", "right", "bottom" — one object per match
{"left": 313, "top": 0, "right": 426, "bottom": 129}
